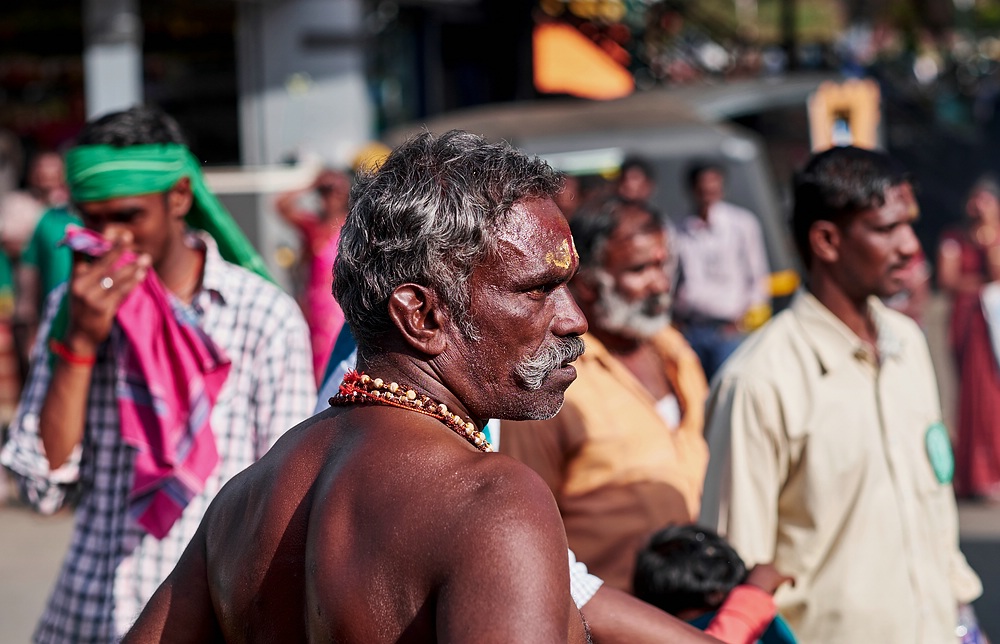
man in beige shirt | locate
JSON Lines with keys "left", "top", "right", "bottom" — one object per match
{"left": 700, "top": 146, "right": 982, "bottom": 643}
{"left": 503, "top": 198, "right": 709, "bottom": 592}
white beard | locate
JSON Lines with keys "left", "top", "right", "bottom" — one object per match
{"left": 591, "top": 270, "right": 671, "bottom": 340}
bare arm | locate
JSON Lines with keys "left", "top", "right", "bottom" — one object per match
{"left": 274, "top": 184, "right": 316, "bottom": 230}
{"left": 436, "top": 460, "right": 583, "bottom": 643}
{"left": 584, "top": 565, "right": 789, "bottom": 644}
{"left": 39, "top": 236, "right": 149, "bottom": 469}
{"left": 584, "top": 584, "right": 720, "bottom": 643}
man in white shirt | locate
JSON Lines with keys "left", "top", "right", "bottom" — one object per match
{"left": 673, "top": 162, "right": 770, "bottom": 380}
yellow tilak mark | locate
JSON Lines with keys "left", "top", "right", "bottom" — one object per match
{"left": 546, "top": 238, "right": 573, "bottom": 269}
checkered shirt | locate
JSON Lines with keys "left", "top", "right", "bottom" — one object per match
{"left": 1, "top": 234, "right": 316, "bottom": 642}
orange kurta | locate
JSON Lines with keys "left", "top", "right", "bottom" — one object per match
{"left": 501, "top": 328, "right": 709, "bottom": 591}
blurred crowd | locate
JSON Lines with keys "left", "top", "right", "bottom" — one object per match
{"left": 0, "top": 105, "right": 994, "bottom": 643}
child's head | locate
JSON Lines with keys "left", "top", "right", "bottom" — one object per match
{"left": 633, "top": 524, "right": 747, "bottom": 619}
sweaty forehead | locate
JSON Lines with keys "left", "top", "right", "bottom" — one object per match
{"left": 489, "top": 197, "right": 576, "bottom": 278}
{"left": 497, "top": 198, "right": 571, "bottom": 248}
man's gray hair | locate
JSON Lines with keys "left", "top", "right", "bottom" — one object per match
{"left": 333, "top": 129, "right": 563, "bottom": 355}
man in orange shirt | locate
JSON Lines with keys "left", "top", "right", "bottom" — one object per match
{"left": 502, "top": 197, "right": 709, "bottom": 592}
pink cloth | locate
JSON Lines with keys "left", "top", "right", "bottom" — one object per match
{"left": 297, "top": 217, "right": 344, "bottom": 381}
{"left": 942, "top": 229, "right": 1000, "bottom": 498}
{"left": 61, "top": 228, "right": 230, "bottom": 538}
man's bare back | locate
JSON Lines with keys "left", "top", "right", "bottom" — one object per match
{"left": 127, "top": 405, "right": 587, "bottom": 642}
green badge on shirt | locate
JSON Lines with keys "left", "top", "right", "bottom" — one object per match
{"left": 925, "top": 421, "right": 954, "bottom": 484}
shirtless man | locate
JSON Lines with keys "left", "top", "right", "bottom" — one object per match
{"left": 124, "top": 130, "right": 593, "bottom": 642}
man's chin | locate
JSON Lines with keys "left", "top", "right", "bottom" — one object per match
{"left": 878, "top": 279, "right": 906, "bottom": 300}
{"left": 507, "top": 367, "right": 578, "bottom": 420}
{"left": 513, "top": 395, "right": 568, "bottom": 421}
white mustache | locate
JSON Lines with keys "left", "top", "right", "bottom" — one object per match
{"left": 514, "top": 335, "right": 586, "bottom": 391}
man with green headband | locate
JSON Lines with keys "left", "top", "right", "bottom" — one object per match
{"left": 0, "top": 106, "right": 315, "bottom": 642}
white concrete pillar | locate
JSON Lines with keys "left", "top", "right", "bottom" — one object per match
{"left": 236, "top": 0, "right": 373, "bottom": 167}
{"left": 83, "top": 0, "right": 143, "bottom": 119}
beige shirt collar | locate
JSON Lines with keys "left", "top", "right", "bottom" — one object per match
{"left": 791, "top": 291, "right": 905, "bottom": 373}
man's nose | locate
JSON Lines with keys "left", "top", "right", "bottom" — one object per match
{"left": 898, "top": 224, "right": 920, "bottom": 258}
{"left": 555, "top": 285, "right": 589, "bottom": 337}
{"left": 103, "top": 225, "right": 132, "bottom": 244}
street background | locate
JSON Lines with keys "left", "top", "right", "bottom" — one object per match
{"left": 4, "top": 0, "right": 1000, "bottom": 641}
{"left": 1, "top": 293, "right": 998, "bottom": 643}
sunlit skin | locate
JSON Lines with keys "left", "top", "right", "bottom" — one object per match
{"left": 443, "top": 197, "right": 589, "bottom": 423}
{"left": 808, "top": 182, "right": 920, "bottom": 346}
{"left": 832, "top": 183, "right": 921, "bottom": 301}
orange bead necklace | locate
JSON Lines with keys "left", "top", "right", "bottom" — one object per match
{"left": 329, "top": 370, "right": 493, "bottom": 453}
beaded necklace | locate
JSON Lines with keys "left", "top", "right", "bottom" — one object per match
{"left": 329, "top": 370, "right": 493, "bottom": 453}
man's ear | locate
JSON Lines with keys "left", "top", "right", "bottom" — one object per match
{"left": 166, "top": 177, "right": 194, "bottom": 219}
{"left": 387, "top": 284, "right": 449, "bottom": 356}
{"left": 809, "top": 220, "right": 841, "bottom": 264}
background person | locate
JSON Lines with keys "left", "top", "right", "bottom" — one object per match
{"left": 0, "top": 151, "right": 68, "bottom": 262}
{"left": 0, "top": 106, "right": 315, "bottom": 642}
{"left": 938, "top": 175, "right": 1000, "bottom": 501}
{"left": 616, "top": 154, "right": 658, "bottom": 204}
{"left": 12, "top": 205, "right": 81, "bottom": 375}
{"left": 672, "top": 161, "right": 770, "bottom": 380}
{"left": 4, "top": 152, "right": 70, "bottom": 410}
{"left": 633, "top": 524, "right": 796, "bottom": 643}
{"left": 502, "top": 197, "right": 709, "bottom": 592}
{"left": 274, "top": 166, "right": 351, "bottom": 381}
{"left": 700, "top": 146, "right": 982, "bottom": 643}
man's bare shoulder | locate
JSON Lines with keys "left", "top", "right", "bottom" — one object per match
{"left": 448, "top": 450, "right": 562, "bottom": 518}
{"left": 372, "top": 420, "right": 561, "bottom": 522}
{"left": 301, "top": 411, "right": 574, "bottom": 640}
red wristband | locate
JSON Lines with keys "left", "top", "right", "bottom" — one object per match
{"left": 49, "top": 338, "right": 97, "bottom": 367}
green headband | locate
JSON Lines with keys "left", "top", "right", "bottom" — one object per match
{"left": 66, "top": 143, "right": 273, "bottom": 282}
